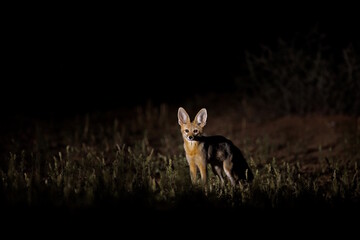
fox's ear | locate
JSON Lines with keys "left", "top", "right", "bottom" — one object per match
{"left": 178, "top": 107, "right": 190, "bottom": 125}
{"left": 194, "top": 108, "right": 207, "bottom": 127}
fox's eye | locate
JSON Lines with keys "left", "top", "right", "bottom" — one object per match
{"left": 184, "top": 129, "right": 189, "bottom": 133}
{"left": 193, "top": 129, "right": 198, "bottom": 133}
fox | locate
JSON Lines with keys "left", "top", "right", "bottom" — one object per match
{"left": 178, "top": 107, "right": 253, "bottom": 187}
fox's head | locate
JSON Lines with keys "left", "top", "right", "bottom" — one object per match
{"left": 178, "top": 107, "right": 207, "bottom": 142}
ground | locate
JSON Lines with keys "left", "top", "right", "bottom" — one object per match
{"left": 1, "top": 95, "right": 359, "bottom": 233}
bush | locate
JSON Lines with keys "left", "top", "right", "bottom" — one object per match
{"left": 240, "top": 29, "right": 360, "bottom": 115}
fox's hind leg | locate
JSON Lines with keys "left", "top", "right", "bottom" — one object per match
{"left": 211, "top": 164, "right": 224, "bottom": 185}
{"left": 223, "top": 160, "right": 236, "bottom": 186}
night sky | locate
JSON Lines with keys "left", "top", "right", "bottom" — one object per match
{"left": 3, "top": 5, "right": 359, "bottom": 116}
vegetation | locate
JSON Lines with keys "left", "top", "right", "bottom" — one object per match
{"left": 238, "top": 29, "right": 360, "bottom": 116}
{"left": 1, "top": 105, "right": 359, "bottom": 213}
{"left": 1, "top": 30, "right": 359, "bottom": 224}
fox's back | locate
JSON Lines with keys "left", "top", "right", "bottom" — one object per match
{"left": 195, "top": 135, "right": 241, "bottom": 162}
{"left": 195, "top": 135, "right": 253, "bottom": 181}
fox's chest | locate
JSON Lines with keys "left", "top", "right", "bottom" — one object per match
{"left": 184, "top": 141, "right": 205, "bottom": 157}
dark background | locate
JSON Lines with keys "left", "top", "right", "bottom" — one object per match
{"left": 1, "top": 6, "right": 360, "bottom": 231}
{"left": 3, "top": 5, "right": 360, "bottom": 116}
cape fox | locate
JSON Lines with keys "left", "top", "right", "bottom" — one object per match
{"left": 178, "top": 107, "right": 253, "bottom": 186}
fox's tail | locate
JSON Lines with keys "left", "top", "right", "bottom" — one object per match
{"left": 233, "top": 147, "right": 254, "bottom": 182}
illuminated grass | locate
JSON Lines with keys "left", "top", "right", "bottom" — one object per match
{"left": 1, "top": 105, "right": 359, "bottom": 210}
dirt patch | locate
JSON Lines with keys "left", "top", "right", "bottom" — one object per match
{"left": 2, "top": 102, "right": 359, "bottom": 175}
{"left": 198, "top": 106, "right": 359, "bottom": 173}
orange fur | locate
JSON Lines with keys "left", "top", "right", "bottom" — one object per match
{"left": 178, "top": 107, "right": 253, "bottom": 186}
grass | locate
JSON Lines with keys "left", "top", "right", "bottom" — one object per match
{"left": 1, "top": 30, "right": 360, "bottom": 231}
{"left": 1, "top": 35, "right": 359, "bottom": 240}
{"left": 1, "top": 104, "right": 359, "bottom": 214}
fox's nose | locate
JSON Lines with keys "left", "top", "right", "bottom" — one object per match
{"left": 189, "top": 135, "right": 194, "bottom": 140}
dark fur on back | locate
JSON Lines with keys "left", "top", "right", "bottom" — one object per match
{"left": 194, "top": 135, "right": 254, "bottom": 182}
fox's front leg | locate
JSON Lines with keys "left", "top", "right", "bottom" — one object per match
{"left": 188, "top": 159, "right": 197, "bottom": 184}
{"left": 198, "top": 162, "right": 207, "bottom": 185}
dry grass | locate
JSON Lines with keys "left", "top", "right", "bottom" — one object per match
{"left": 1, "top": 102, "right": 359, "bottom": 213}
